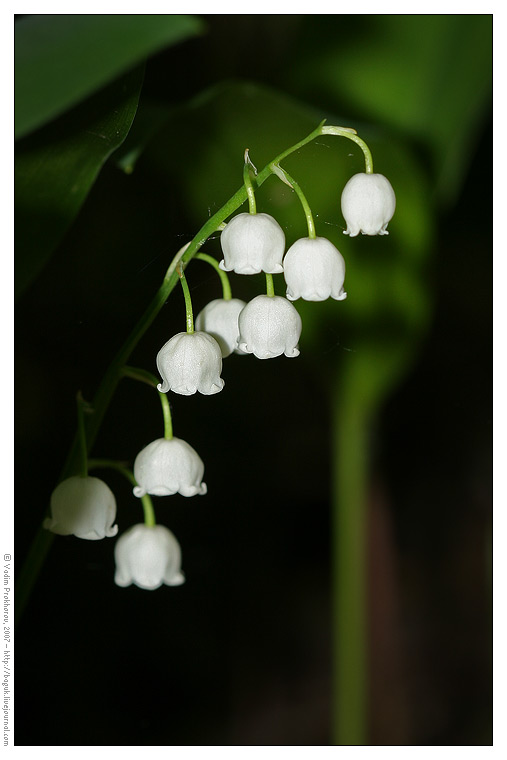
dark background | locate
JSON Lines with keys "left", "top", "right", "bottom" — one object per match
{"left": 15, "top": 15, "right": 492, "bottom": 745}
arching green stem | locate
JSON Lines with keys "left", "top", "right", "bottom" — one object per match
{"left": 265, "top": 273, "right": 275, "bottom": 297}
{"left": 178, "top": 265, "right": 194, "bottom": 333}
{"left": 270, "top": 163, "right": 316, "bottom": 239}
{"left": 16, "top": 118, "right": 372, "bottom": 627}
{"left": 88, "top": 459, "right": 156, "bottom": 527}
{"left": 321, "top": 125, "right": 374, "bottom": 174}
{"left": 121, "top": 365, "right": 173, "bottom": 440}
{"left": 196, "top": 253, "right": 232, "bottom": 301}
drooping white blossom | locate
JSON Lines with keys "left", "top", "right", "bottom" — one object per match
{"left": 44, "top": 475, "right": 118, "bottom": 540}
{"left": 341, "top": 173, "right": 396, "bottom": 236}
{"left": 237, "top": 295, "right": 302, "bottom": 359}
{"left": 219, "top": 213, "right": 285, "bottom": 274}
{"left": 114, "top": 523, "right": 185, "bottom": 590}
{"left": 133, "top": 437, "right": 207, "bottom": 498}
{"left": 156, "top": 331, "right": 224, "bottom": 395}
{"left": 195, "top": 298, "right": 247, "bottom": 357}
{"left": 283, "top": 236, "right": 347, "bottom": 302}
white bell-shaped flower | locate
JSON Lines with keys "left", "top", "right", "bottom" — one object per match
{"left": 156, "top": 331, "right": 224, "bottom": 395}
{"left": 283, "top": 236, "right": 347, "bottom": 302}
{"left": 114, "top": 524, "right": 185, "bottom": 590}
{"left": 133, "top": 437, "right": 207, "bottom": 498}
{"left": 238, "top": 295, "right": 302, "bottom": 359}
{"left": 341, "top": 172, "right": 396, "bottom": 236}
{"left": 195, "top": 298, "right": 247, "bottom": 357}
{"left": 219, "top": 213, "right": 285, "bottom": 274}
{"left": 44, "top": 475, "right": 118, "bottom": 540}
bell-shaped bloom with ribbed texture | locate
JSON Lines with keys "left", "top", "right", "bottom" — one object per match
{"left": 341, "top": 173, "right": 396, "bottom": 237}
{"left": 219, "top": 213, "right": 285, "bottom": 274}
{"left": 283, "top": 236, "right": 347, "bottom": 302}
{"left": 133, "top": 437, "right": 207, "bottom": 498}
{"left": 238, "top": 295, "right": 302, "bottom": 359}
{"left": 44, "top": 475, "right": 118, "bottom": 540}
{"left": 114, "top": 524, "right": 185, "bottom": 590}
{"left": 156, "top": 331, "right": 224, "bottom": 395}
{"left": 195, "top": 298, "right": 247, "bottom": 357}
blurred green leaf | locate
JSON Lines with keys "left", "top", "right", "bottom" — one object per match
{"left": 15, "top": 14, "right": 204, "bottom": 139}
{"left": 288, "top": 15, "right": 492, "bottom": 204}
{"left": 15, "top": 67, "right": 144, "bottom": 300}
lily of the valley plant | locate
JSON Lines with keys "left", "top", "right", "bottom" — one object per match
{"left": 41, "top": 121, "right": 396, "bottom": 590}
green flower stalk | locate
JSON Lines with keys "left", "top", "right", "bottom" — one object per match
{"left": 88, "top": 459, "right": 156, "bottom": 527}
{"left": 270, "top": 163, "right": 316, "bottom": 240}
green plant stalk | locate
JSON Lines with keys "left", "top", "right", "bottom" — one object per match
{"left": 265, "top": 273, "right": 275, "bottom": 297}
{"left": 15, "top": 119, "right": 372, "bottom": 627}
{"left": 331, "top": 384, "right": 368, "bottom": 745}
{"left": 243, "top": 155, "right": 257, "bottom": 215}
{"left": 88, "top": 458, "right": 156, "bottom": 527}
{"left": 195, "top": 253, "right": 232, "bottom": 301}
{"left": 321, "top": 126, "right": 374, "bottom": 173}
{"left": 160, "top": 391, "right": 173, "bottom": 441}
{"left": 178, "top": 265, "right": 194, "bottom": 333}
{"left": 270, "top": 163, "right": 316, "bottom": 239}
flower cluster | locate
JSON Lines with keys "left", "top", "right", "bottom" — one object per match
{"left": 43, "top": 127, "right": 395, "bottom": 593}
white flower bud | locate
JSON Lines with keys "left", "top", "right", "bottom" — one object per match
{"left": 133, "top": 437, "right": 207, "bottom": 498}
{"left": 219, "top": 213, "right": 285, "bottom": 274}
{"left": 237, "top": 295, "right": 302, "bottom": 359}
{"left": 195, "top": 298, "right": 247, "bottom": 357}
{"left": 114, "top": 524, "right": 185, "bottom": 590}
{"left": 44, "top": 475, "right": 118, "bottom": 540}
{"left": 156, "top": 331, "right": 224, "bottom": 395}
{"left": 283, "top": 236, "right": 347, "bottom": 302}
{"left": 341, "top": 173, "right": 396, "bottom": 236}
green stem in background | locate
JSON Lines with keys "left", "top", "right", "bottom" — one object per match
{"left": 121, "top": 366, "right": 173, "bottom": 440}
{"left": 76, "top": 391, "right": 89, "bottom": 478}
{"left": 196, "top": 253, "right": 232, "bottom": 301}
{"left": 265, "top": 273, "right": 275, "bottom": 297}
{"left": 331, "top": 382, "right": 368, "bottom": 746}
{"left": 178, "top": 264, "right": 194, "bottom": 333}
{"left": 243, "top": 149, "right": 257, "bottom": 214}
{"left": 321, "top": 125, "right": 374, "bottom": 174}
{"left": 15, "top": 119, "right": 371, "bottom": 627}
{"left": 270, "top": 163, "right": 316, "bottom": 239}
{"left": 88, "top": 459, "right": 156, "bottom": 527}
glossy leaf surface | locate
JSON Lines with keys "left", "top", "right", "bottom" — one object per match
{"left": 15, "top": 14, "right": 204, "bottom": 139}
{"left": 15, "top": 67, "right": 144, "bottom": 299}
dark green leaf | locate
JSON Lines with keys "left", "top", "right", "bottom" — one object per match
{"left": 15, "top": 14, "right": 204, "bottom": 139}
{"left": 15, "top": 67, "right": 144, "bottom": 300}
